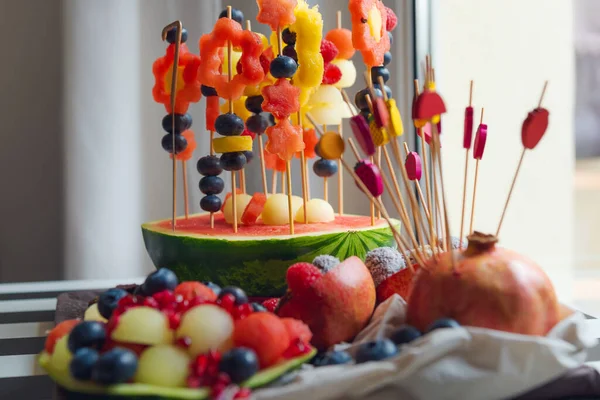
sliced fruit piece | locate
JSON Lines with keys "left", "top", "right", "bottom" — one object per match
{"left": 174, "top": 282, "right": 218, "bottom": 302}
{"left": 261, "top": 194, "right": 303, "bottom": 226}
{"left": 223, "top": 193, "right": 252, "bottom": 224}
{"left": 241, "top": 193, "right": 268, "bottom": 226}
{"left": 135, "top": 345, "right": 191, "bottom": 388}
{"left": 281, "top": 318, "right": 312, "bottom": 343}
{"left": 176, "top": 304, "right": 234, "bottom": 357}
{"left": 376, "top": 265, "right": 419, "bottom": 303}
{"left": 212, "top": 136, "right": 253, "bottom": 154}
{"left": 233, "top": 313, "right": 290, "bottom": 368}
{"left": 45, "top": 320, "right": 80, "bottom": 354}
{"left": 294, "top": 198, "right": 335, "bottom": 223}
{"left": 142, "top": 214, "right": 399, "bottom": 297}
{"left": 84, "top": 304, "right": 108, "bottom": 323}
{"left": 111, "top": 307, "right": 173, "bottom": 346}
{"left": 50, "top": 335, "right": 73, "bottom": 375}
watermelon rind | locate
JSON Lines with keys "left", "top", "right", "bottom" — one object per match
{"left": 141, "top": 215, "right": 399, "bottom": 297}
{"left": 39, "top": 348, "right": 316, "bottom": 400}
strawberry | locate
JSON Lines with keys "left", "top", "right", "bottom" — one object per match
{"left": 286, "top": 263, "right": 322, "bottom": 295}
{"left": 385, "top": 6, "right": 398, "bottom": 32}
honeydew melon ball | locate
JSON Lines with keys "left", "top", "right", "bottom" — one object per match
{"left": 111, "top": 307, "right": 173, "bottom": 346}
{"left": 308, "top": 85, "right": 343, "bottom": 108}
{"left": 83, "top": 303, "right": 107, "bottom": 323}
{"left": 223, "top": 193, "right": 252, "bottom": 224}
{"left": 261, "top": 194, "right": 303, "bottom": 226}
{"left": 295, "top": 199, "right": 335, "bottom": 223}
{"left": 176, "top": 305, "right": 234, "bottom": 357}
{"left": 50, "top": 335, "right": 73, "bottom": 375}
{"left": 135, "top": 345, "right": 191, "bottom": 388}
{"left": 309, "top": 105, "right": 342, "bottom": 126}
{"left": 332, "top": 59, "right": 357, "bottom": 89}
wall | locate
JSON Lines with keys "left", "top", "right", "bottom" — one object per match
{"left": 432, "top": 0, "right": 575, "bottom": 299}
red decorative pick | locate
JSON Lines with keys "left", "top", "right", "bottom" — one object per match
{"left": 350, "top": 115, "right": 376, "bottom": 156}
{"left": 473, "top": 123, "right": 488, "bottom": 160}
{"left": 521, "top": 108, "right": 549, "bottom": 150}
{"left": 414, "top": 91, "right": 447, "bottom": 121}
{"left": 372, "top": 97, "right": 390, "bottom": 128}
{"left": 463, "top": 106, "right": 474, "bottom": 149}
{"left": 405, "top": 152, "right": 422, "bottom": 180}
{"left": 354, "top": 160, "right": 383, "bottom": 197}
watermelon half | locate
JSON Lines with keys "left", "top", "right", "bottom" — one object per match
{"left": 142, "top": 214, "right": 399, "bottom": 297}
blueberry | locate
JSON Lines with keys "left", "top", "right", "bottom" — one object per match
{"left": 219, "top": 8, "right": 244, "bottom": 26}
{"left": 245, "top": 95, "right": 264, "bottom": 114}
{"left": 215, "top": 113, "right": 245, "bottom": 136}
{"left": 373, "top": 83, "right": 393, "bottom": 100}
{"left": 246, "top": 114, "right": 269, "bottom": 134}
{"left": 371, "top": 66, "right": 390, "bottom": 84}
{"left": 201, "top": 85, "right": 218, "bottom": 97}
{"left": 141, "top": 268, "right": 179, "bottom": 296}
{"left": 200, "top": 195, "right": 222, "bottom": 213}
{"left": 219, "top": 286, "right": 248, "bottom": 305}
{"left": 313, "top": 350, "right": 353, "bottom": 367}
{"left": 70, "top": 348, "right": 100, "bottom": 381}
{"left": 390, "top": 325, "right": 422, "bottom": 345}
{"left": 270, "top": 56, "right": 298, "bottom": 79}
{"left": 97, "top": 288, "right": 128, "bottom": 320}
{"left": 313, "top": 158, "right": 338, "bottom": 178}
{"left": 354, "top": 88, "right": 383, "bottom": 110}
{"left": 68, "top": 321, "right": 106, "bottom": 353}
{"left": 202, "top": 281, "right": 222, "bottom": 296}
{"left": 427, "top": 318, "right": 460, "bottom": 332}
{"left": 161, "top": 133, "right": 187, "bottom": 154}
{"left": 199, "top": 176, "right": 225, "bottom": 195}
{"left": 220, "top": 152, "right": 247, "bottom": 171}
{"left": 282, "top": 28, "right": 296, "bottom": 45}
{"left": 219, "top": 347, "right": 259, "bottom": 383}
{"left": 243, "top": 151, "right": 254, "bottom": 164}
{"left": 387, "top": 31, "right": 393, "bottom": 45}
{"left": 383, "top": 51, "right": 392, "bottom": 66}
{"left": 92, "top": 348, "right": 138, "bottom": 385}
{"left": 161, "top": 113, "right": 192, "bottom": 134}
{"left": 282, "top": 45, "right": 298, "bottom": 62}
{"left": 251, "top": 302, "right": 267, "bottom": 312}
{"left": 165, "top": 27, "right": 188, "bottom": 44}
{"left": 197, "top": 155, "right": 223, "bottom": 176}
{"left": 355, "top": 339, "right": 399, "bottom": 364}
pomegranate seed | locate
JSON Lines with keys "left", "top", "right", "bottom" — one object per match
{"left": 189, "top": 296, "right": 208, "bottom": 309}
{"left": 234, "top": 388, "right": 252, "bottom": 399}
{"left": 194, "top": 356, "right": 208, "bottom": 377}
{"left": 187, "top": 375, "right": 201, "bottom": 388}
{"left": 105, "top": 315, "right": 120, "bottom": 335}
{"left": 143, "top": 297, "right": 159, "bottom": 308}
{"left": 168, "top": 313, "right": 181, "bottom": 330}
{"left": 236, "top": 303, "right": 253, "bottom": 319}
{"left": 176, "top": 336, "right": 192, "bottom": 349}
{"left": 153, "top": 290, "right": 176, "bottom": 308}
{"left": 282, "top": 338, "right": 311, "bottom": 359}
{"left": 176, "top": 299, "right": 191, "bottom": 313}
{"left": 217, "top": 294, "right": 235, "bottom": 312}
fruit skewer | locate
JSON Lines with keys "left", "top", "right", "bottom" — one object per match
{"left": 459, "top": 81, "right": 475, "bottom": 248}
{"left": 469, "top": 109, "right": 487, "bottom": 234}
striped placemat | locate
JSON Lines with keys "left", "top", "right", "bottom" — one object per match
{"left": 1, "top": 279, "right": 599, "bottom": 399}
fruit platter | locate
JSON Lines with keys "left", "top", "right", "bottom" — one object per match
{"left": 37, "top": 0, "right": 599, "bottom": 399}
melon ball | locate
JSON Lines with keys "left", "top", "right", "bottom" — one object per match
{"left": 84, "top": 303, "right": 107, "bottom": 323}
{"left": 111, "top": 307, "right": 173, "bottom": 346}
{"left": 223, "top": 193, "right": 252, "bottom": 224}
{"left": 261, "top": 194, "right": 303, "bottom": 226}
{"left": 308, "top": 85, "right": 343, "bottom": 109}
{"left": 176, "top": 304, "right": 234, "bottom": 357}
{"left": 294, "top": 199, "right": 335, "bottom": 223}
{"left": 50, "top": 335, "right": 73, "bottom": 375}
{"left": 332, "top": 59, "right": 357, "bottom": 89}
{"left": 309, "top": 106, "right": 343, "bottom": 126}
{"left": 135, "top": 345, "right": 190, "bottom": 388}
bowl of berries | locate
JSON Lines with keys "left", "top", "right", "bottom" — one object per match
{"left": 39, "top": 268, "right": 316, "bottom": 399}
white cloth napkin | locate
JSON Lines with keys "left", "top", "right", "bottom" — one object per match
{"left": 254, "top": 295, "right": 598, "bottom": 400}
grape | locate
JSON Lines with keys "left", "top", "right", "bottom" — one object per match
{"left": 50, "top": 335, "right": 73, "bottom": 375}
{"left": 294, "top": 198, "right": 335, "bottom": 223}
{"left": 135, "top": 345, "right": 190, "bottom": 388}
{"left": 111, "top": 307, "right": 174, "bottom": 346}
{"left": 176, "top": 305, "right": 234, "bottom": 357}
{"left": 261, "top": 194, "right": 303, "bottom": 226}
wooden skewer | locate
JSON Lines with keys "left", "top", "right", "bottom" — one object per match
{"left": 258, "top": 135, "right": 269, "bottom": 195}
{"left": 324, "top": 177, "right": 328, "bottom": 202}
{"left": 459, "top": 80, "right": 474, "bottom": 248}
{"left": 162, "top": 21, "right": 183, "bottom": 231}
{"left": 298, "top": 112, "right": 308, "bottom": 223}
{"left": 183, "top": 161, "right": 189, "bottom": 218}
{"left": 414, "top": 80, "right": 437, "bottom": 251}
{"left": 210, "top": 131, "right": 215, "bottom": 228}
{"left": 468, "top": 108, "right": 485, "bottom": 234}
{"left": 337, "top": 10, "right": 342, "bottom": 30}
{"left": 431, "top": 123, "right": 454, "bottom": 265}
{"left": 226, "top": 7, "right": 238, "bottom": 233}
{"left": 240, "top": 170, "right": 247, "bottom": 193}
{"left": 376, "top": 147, "right": 382, "bottom": 219}
{"left": 281, "top": 172, "right": 286, "bottom": 195}
{"left": 272, "top": 171, "right": 278, "bottom": 194}
{"left": 337, "top": 123, "right": 344, "bottom": 216}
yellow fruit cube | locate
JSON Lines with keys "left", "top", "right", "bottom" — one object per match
{"left": 212, "top": 136, "right": 253, "bottom": 154}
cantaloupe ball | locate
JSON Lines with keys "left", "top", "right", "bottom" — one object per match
{"left": 295, "top": 199, "right": 335, "bottom": 223}
{"left": 50, "top": 335, "right": 72, "bottom": 375}
{"left": 135, "top": 345, "right": 190, "bottom": 388}
{"left": 176, "top": 305, "right": 234, "bottom": 357}
{"left": 84, "top": 303, "right": 107, "bottom": 323}
{"left": 111, "top": 307, "right": 173, "bottom": 346}
{"left": 332, "top": 59, "right": 357, "bottom": 89}
{"left": 261, "top": 194, "right": 303, "bottom": 226}
{"left": 223, "top": 193, "right": 252, "bottom": 224}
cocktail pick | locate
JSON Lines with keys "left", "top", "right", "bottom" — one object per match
{"left": 403, "top": 143, "right": 432, "bottom": 228}
{"left": 469, "top": 109, "right": 487, "bottom": 234}
{"left": 459, "top": 81, "right": 474, "bottom": 248}
{"left": 161, "top": 21, "right": 184, "bottom": 231}
{"left": 496, "top": 81, "right": 549, "bottom": 236}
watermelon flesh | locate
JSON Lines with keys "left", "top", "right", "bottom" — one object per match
{"left": 142, "top": 214, "right": 399, "bottom": 297}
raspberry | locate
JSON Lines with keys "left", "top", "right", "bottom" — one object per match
{"left": 320, "top": 40, "right": 339, "bottom": 63}
{"left": 386, "top": 6, "right": 398, "bottom": 32}
{"left": 322, "top": 63, "right": 342, "bottom": 85}
{"left": 262, "top": 298, "right": 280, "bottom": 312}
{"left": 286, "top": 263, "right": 322, "bottom": 295}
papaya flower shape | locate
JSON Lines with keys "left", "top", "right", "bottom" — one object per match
{"left": 152, "top": 43, "right": 201, "bottom": 114}
{"left": 261, "top": 78, "right": 301, "bottom": 120}
{"left": 265, "top": 119, "right": 305, "bottom": 161}
{"left": 257, "top": 0, "right": 298, "bottom": 31}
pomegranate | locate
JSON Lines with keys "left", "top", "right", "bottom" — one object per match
{"left": 406, "top": 232, "right": 560, "bottom": 335}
